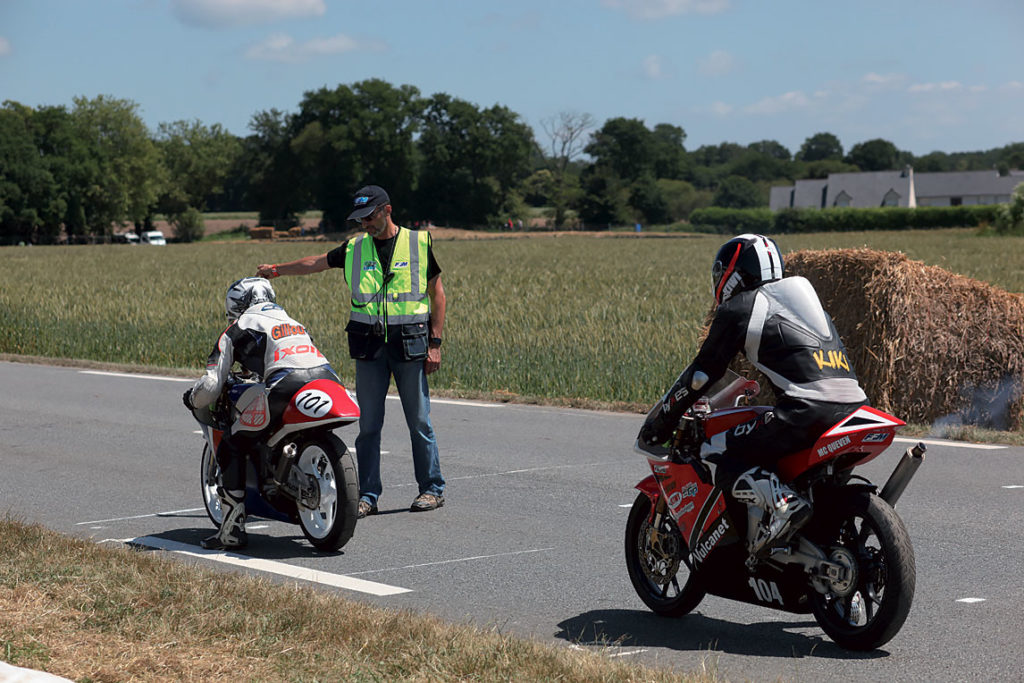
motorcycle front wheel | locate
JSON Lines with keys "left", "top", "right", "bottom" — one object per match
{"left": 625, "top": 492, "right": 705, "bottom": 616}
{"left": 293, "top": 434, "right": 359, "bottom": 551}
{"left": 809, "top": 490, "right": 916, "bottom": 651}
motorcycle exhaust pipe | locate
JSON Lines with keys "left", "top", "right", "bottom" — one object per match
{"left": 274, "top": 442, "right": 299, "bottom": 484}
{"left": 879, "top": 442, "right": 926, "bottom": 506}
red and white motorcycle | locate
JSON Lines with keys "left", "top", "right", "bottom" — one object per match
{"left": 191, "top": 373, "right": 361, "bottom": 551}
{"left": 627, "top": 372, "right": 924, "bottom": 650}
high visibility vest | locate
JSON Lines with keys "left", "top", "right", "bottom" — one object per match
{"left": 345, "top": 226, "right": 431, "bottom": 326}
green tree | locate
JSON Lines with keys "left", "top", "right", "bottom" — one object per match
{"left": 747, "top": 139, "right": 792, "bottom": 161}
{"left": 650, "top": 123, "right": 688, "bottom": 179}
{"left": 155, "top": 119, "right": 242, "bottom": 216}
{"left": 414, "top": 94, "right": 533, "bottom": 227}
{"left": 577, "top": 166, "right": 629, "bottom": 228}
{"left": 584, "top": 117, "right": 656, "bottom": 182}
{"left": 628, "top": 175, "right": 670, "bottom": 224}
{"left": 657, "top": 178, "right": 712, "bottom": 221}
{"left": 242, "top": 108, "right": 307, "bottom": 228}
{"left": 712, "top": 175, "right": 765, "bottom": 208}
{"left": 845, "top": 138, "right": 904, "bottom": 171}
{"left": 69, "top": 95, "right": 164, "bottom": 237}
{"left": 796, "top": 132, "right": 843, "bottom": 162}
{"left": 0, "top": 102, "right": 64, "bottom": 244}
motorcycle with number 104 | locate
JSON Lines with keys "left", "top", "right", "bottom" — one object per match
{"left": 626, "top": 372, "right": 925, "bottom": 651}
{"left": 190, "top": 372, "right": 361, "bottom": 551}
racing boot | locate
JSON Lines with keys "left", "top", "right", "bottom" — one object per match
{"left": 731, "top": 467, "right": 810, "bottom": 558}
{"left": 201, "top": 488, "right": 248, "bottom": 550}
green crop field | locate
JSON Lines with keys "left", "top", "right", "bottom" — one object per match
{"left": 1, "top": 228, "right": 1021, "bottom": 408}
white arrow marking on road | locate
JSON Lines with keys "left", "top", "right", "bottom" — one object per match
{"left": 106, "top": 536, "right": 412, "bottom": 596}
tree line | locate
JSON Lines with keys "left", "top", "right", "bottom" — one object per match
{"left": 2, "top": 80, "right": 1023, "bottom": 244}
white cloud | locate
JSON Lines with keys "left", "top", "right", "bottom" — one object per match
{"left": 245, "top": 32, "right": 383, "bottom": 63}
{"left": 709, "top": 101, "right": 733, "bottom": 116}
{"left": 908, "top": 80, "right": 963, "bottom": 93}
{"left": 602, "top": 0, "right": 730, "bottom": 20}
{"left": 642, "top": 55, "right": 665, "bottom": 79}
{"left": 697, "top": 49, "right": 736, "bottom": 77}
{"left": 0, "top": 37, "right": 11, "bottom": 56}
{"left": 744, "top": 90, "right": 812, "bottom": 115}
{"left": 861, "top": 72, "right": 906, "bottom": 89}
{"left": 171, "top": 0, "right": 326, "bottom": 28}
{"left": 1000, "top": 80, "right": 1024, "bottom": 92}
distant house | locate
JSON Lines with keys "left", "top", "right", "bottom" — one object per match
{"left": 770, "top": 168, "right": 1021, "bottom": 211}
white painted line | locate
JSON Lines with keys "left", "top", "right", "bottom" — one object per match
{"left": 446, "top": 461, "right": 620, "bottom": 482}
{"left": 893, "top": 437, "right": 1005, "bottom": 450}
{"left": 607, "top": 649, "right": 649, "bottom": 658}
{"left": 345, "top": 547, "right": 555, "bottom": 576}
{"left": 76, "top": 508, "right": 206, "bottom": 525}
{"left": 108, "top": 536, "right": 412, "bottom": 596}
{"left": 80, "top": 370, "right": 193, "bottom": 383}
{"left": 1003, "top": 485, "right": 1023, "bottom": 489}
{"left": 386, "top": 395, "right": 500, "bottom": 408}
{"left": 957, "top": 597, "right": 986, "bottom": 603}
{"left": 618, "top": 504, "right": 633, "bottom": 508}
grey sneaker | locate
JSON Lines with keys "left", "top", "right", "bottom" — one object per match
{"left": 410, "top": 492, "right": 444, "bottom": 512}
{"left": 357, "top": 500, "right": 378, "bottom": 519}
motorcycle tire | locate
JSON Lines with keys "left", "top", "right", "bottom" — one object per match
{"left": 200, "top": 443, "right": 223, "bottom": 527}
{"left": 625, "top": 492, "right": 706, "bottom": 616}
{"left": 808, "top": 489, "right": 916, "bottom": 651}
{"left": 293, "top": 434, "right": 359, "bottom": 551}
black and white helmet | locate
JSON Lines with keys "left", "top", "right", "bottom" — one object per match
{"left": 225, "top": 277, "right": 276, "bottom": 321}
{"left": 711, "top": 234, "right": 784, "bottom": 305}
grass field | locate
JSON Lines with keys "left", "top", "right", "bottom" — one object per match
{"left": 1, "top": 228, "right": 1021, "bottom": 409}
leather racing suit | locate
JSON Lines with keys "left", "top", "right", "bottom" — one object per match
{"left": 189, "top": 301, "right": 339, "bottom": 492}
{"left": 642, "top": 275, "right": 868, "bottom": 486}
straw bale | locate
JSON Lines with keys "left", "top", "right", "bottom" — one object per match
{"left": 783, "top": 248, "right": 1024, "bottom": 429}
{"left": 249, "top": 227, "right": 274, "bottom": 240}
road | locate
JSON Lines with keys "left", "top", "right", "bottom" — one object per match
{"left": 1, "top": 360, "right": 1021, "bottom": 681}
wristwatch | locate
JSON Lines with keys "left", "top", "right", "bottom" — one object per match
{"left": 429, "top": 337, "right": 443, "bottom": 348}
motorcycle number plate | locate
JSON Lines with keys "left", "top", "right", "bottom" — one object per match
{"left": 295, "top": 389, "right": 334, "bottom": 418}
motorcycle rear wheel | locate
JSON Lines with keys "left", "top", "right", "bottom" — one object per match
{"left": 293, "top": 434, "right": 359, "bottom": 551}
{"left": 809, "top": 490, "right": 915, "bottom": 651}
{"left": 625, "top": 492, "right": 706, "bottom": 616}
{"left": 200, "top": 444, "right": 223, "bottom": 526}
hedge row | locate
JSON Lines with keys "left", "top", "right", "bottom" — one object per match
{"left": 689, "top": 205, "right": 1002, "bottom": 234}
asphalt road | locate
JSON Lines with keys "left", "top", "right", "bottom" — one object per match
{"left": 2, "top": 360, "right": 1022, "bottom": 681}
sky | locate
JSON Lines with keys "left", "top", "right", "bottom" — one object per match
{"left": 1, "top": 0, "right": 1022, "bottom": 158}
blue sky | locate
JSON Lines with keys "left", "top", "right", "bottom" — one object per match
{"left": 2, "top": 0, "right": 1021, "bottom": 157}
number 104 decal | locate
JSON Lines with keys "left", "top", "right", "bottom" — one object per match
{"left": 749, "top": 577, "right": 784, "bottom": 606}
{"left": 295, "top": 389, "right": 333, "bottom": 418}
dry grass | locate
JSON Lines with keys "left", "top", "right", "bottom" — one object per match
{"left": 0, "top": 518, "right": 716, "bottom": 683}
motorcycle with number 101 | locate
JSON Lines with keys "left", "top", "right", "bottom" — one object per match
{"left": 626, "top": 372, "right": 924, "bottom": 651}
{"left": 191, "top": 372, "right": 361, "bottom": 551}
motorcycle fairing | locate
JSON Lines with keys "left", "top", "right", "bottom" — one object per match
{"left": 269, "top": 379, "right": 360, "bottom": 447}
{"left": 231, "top": 383, "right": 270, "bottom": 433}
{"left": 698, "top": 551, "right": 815, "bottom": 613}
{"left": 776, "top": 405, "right": 905, "bottom": 481}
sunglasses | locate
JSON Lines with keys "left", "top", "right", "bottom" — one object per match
{"left": 355, "top": 204, "right": 386, "bottom": 224}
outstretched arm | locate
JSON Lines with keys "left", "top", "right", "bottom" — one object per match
{"left": 256, "top": 253, "right": 330, "bottom": 279}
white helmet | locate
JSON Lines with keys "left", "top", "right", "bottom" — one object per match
{"left": 225, "top": 277, "right": 276, "bottom": 321}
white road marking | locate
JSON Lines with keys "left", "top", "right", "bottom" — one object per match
{"left": 607, "top": 649, "right": 649, "bottom": 658}
{"left": 957, "top": 597, "right": 986, "bottom": 603}
{"left": 76, "top": 508, "right": 206, "bottom": 525}
{"left": 80, "top": 370, "right": 193, "bottom": 383}
{"left": 345, "top": 547, "right": 555, "bottom": 576}
{"left": 1003, "top": 485, "right": 1023, "bottom": 489}
{"left": 893, "top": 437, "right": 1005, "bottom": 450}
{"left": 106, "top": 536, "right": 412, "bottom": 596}
{"left": 387, "top": 395, "right": 500, "bottom": 408}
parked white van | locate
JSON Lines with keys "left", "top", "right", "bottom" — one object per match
{"left": 140, "top": 230, "right": 167, "bottom": 245}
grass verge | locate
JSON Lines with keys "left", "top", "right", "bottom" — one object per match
{"left": 0, "top": 517, "right": 717, "bottom": 682}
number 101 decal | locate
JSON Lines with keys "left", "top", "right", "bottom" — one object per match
{"left": 295, "top": 389, "right": 333, "bottom": 418}
{"left": 748, "top": 577, "right": 784, "bottom": 606}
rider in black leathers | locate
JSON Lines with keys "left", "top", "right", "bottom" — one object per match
{"left": 183, "top": 277, "right": 339, "bottom": 550}
{"left": 639, "top": 234, "right": 868, "bottom": 558}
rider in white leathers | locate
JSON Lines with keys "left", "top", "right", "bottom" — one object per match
{"left": 184, "top": 277, "right": 339, "bottom": 550}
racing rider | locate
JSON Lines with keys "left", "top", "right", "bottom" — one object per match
{"left": 183, "top": 277, "right": 340, "bottom": 550}
{"left": 639, "top": 234, "right": 869, "bottom": 559}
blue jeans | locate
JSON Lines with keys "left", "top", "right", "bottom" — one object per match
{"left": 354, "top": 351, "right": 444, "bottom": 506}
